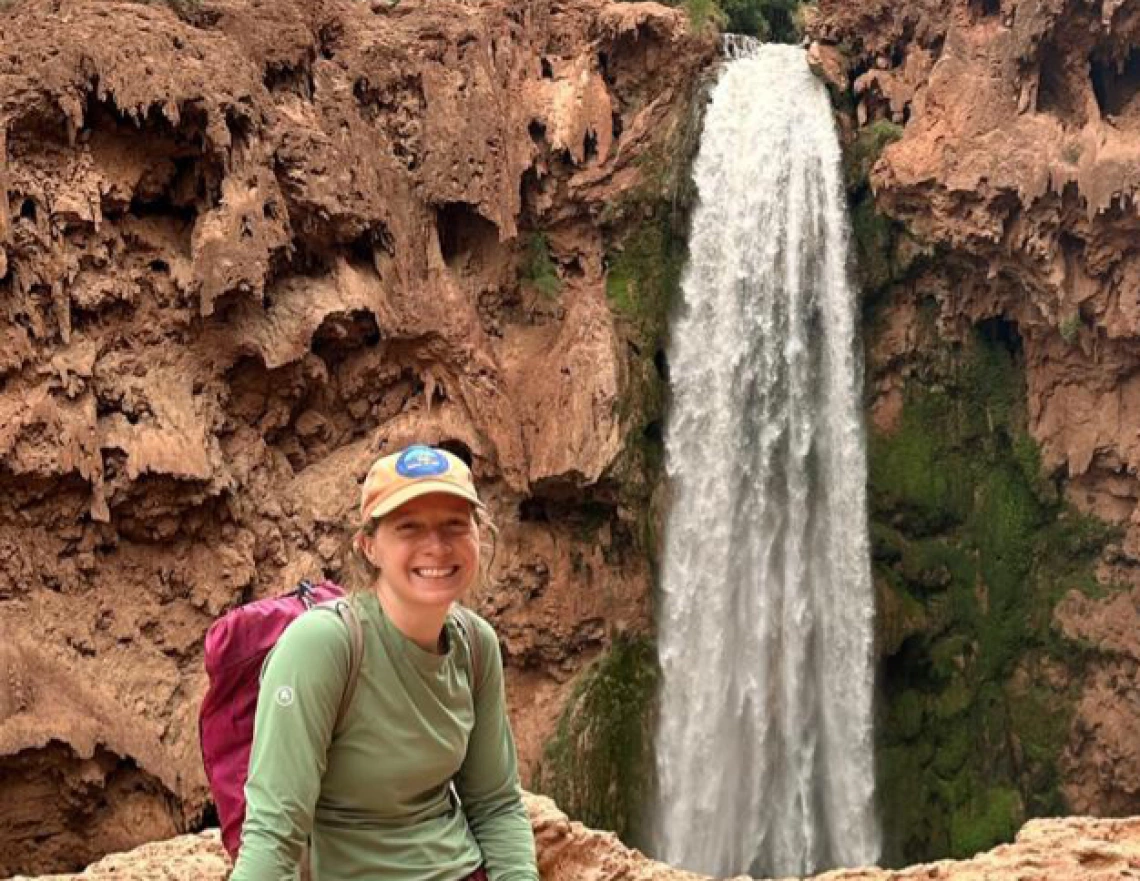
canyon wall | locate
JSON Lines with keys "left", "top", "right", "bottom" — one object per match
{"left": 809, "top": 0, "right": 1140, "bottom": 865}
{"left": 0, "top": 0, "right": 713, "bottom": 873}
{"left": 7, "top": 0, "right": 1140, "bottom": 874}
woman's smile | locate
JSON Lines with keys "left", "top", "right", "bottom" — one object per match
{"left": 413, "top": 566, "right": 461, "bottom": 579}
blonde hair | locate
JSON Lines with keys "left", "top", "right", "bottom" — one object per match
{"left": 338, "top": 506, "right": 498, "bottom": 596}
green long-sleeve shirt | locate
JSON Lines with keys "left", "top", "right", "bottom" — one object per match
{"left": 230, "top": 592, "right": 538, "bottom": 881}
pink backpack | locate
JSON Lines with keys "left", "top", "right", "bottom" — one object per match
{"left": 198, "top": 580, "right": 365, "bottom": 859}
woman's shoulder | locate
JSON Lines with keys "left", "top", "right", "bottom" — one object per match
{"left": 452, "top": 604, "right": 500, "bottom": 685}
{"left": 274, "top": 602, "right": 355, "bottom": 663}
{"left": 453, "top": 604, "right": 498, "bottom": 649}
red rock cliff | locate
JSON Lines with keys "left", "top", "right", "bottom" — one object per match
{"left": 809, "top": 0, "right": 1140, "bottom": 860}
{"left": 0, "top": 0, "right": 713, "bottom": 873}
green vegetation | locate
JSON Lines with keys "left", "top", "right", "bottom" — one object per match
{"left": 520, "top": 232, "right": 562, "bottom": 299}
{"left": 720, "top": 0, "right": 805, "bottom": 40}
{"left": 638, "top": 0, "right": 810, "bottom": 41}
{"left": 829, "top": 44, "right": 1107, "bottom": 867}
{"left": 844, "top": 120, "right": 916, "bottom": 296}
{"left": 1059, "top": 311, "right": 1081, "bottom": 344}
{"left": 680, "top": 0, "right": 718, "bottom": 30}
{"left": 533, "top": 637, "right": 660, "bottom": 844}
{"left": 606, "top": 219, "right": 685, "bottom": 344}
{"left": 870, "top": 325, "right": 1122, "bottom": 865}
{"left": 602, "top": 211, "right": 682, "bottom": 511}
{"left": 950, "top": 787, "right": 1022, "bottom": 858}
{"left": 846, "top": 120, "right": 905, "bottom": 191}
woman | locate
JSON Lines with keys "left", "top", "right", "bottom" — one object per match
{"left": 230, "top": 444, "right": 539, "bottom": 881}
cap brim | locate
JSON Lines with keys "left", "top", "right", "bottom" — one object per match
{"left": 367, "top": 481, "right": 484, "bottom": 520}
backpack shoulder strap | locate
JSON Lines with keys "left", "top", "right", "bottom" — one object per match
{"left": 451, "top": 604, "right": 484, "bottom": 696}
{"left": 315, "top": 597, "right": 365, "bottom": 733}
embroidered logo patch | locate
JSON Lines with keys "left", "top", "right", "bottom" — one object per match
{"left": 274, "top": 685, "right": 295, "bottom": 707}
{"left": 396, "top": 445, "right": 450, "bottom": 478}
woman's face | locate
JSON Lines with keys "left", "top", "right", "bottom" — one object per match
{"left": 365, "top": 492, "right": 480, "bottom": 612}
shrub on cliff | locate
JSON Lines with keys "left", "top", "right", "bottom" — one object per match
{"left": 520, "top": 233, "right": 562, "bottom": 299}
{"left": 719, "top": 0, "right": 804, "bottom": 41}
{"left": 634, "top": 0, "right": 809, "bottom": 42}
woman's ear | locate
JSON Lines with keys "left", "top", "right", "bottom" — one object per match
{"left": 354, "top": 530, "right": 378, "bottom": 567}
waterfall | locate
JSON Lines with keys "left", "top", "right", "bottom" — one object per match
{"left": 648, "top": 41, "right": 880, "bottom": 878}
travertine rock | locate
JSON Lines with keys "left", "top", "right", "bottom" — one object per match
{"left": 1056, "top": 585, "right": 1140, "bottom": 815}
{"left": 0, "top": 0, "right": 714, "bottom": 872}
{"left": 811, "top": 0, "right": 1140, "bottom": 820}
{"left": 9, "top": 794, "right": 1140, "bottom": 881}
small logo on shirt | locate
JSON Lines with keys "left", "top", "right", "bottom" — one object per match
{"left": 274, "top": 686, "right": 296, "bottom": 707}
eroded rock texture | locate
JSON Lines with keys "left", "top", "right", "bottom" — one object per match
{"left": 12, "top": 794, "right": 1140, "bottom": 881}
{"left": 810, "top": 0, "right": 1140, "bottom": 854}
{"left": 0, "top": 0, "right": 713, "bottom": 873}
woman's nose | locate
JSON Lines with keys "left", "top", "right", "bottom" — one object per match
{"left": 423, "top": 527, "right": 452, "bottom": 552}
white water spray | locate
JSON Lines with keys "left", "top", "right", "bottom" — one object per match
{"left": 649, "top": 42, "right": 880, "bottom": 878}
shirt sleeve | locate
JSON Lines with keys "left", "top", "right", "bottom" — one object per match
{"left": 454, "top": 616, "right": 539, "bottom": 881}
{"left": 229, "top": 609, "right": 352, "bottom": 881}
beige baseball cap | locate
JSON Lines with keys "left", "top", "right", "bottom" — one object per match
{"left": 359, "top": 445, "right": 483, "bottom": 522}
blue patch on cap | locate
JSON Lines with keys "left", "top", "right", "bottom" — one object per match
{"left": 396, "top": 445, "right": 450, "bottom": 478}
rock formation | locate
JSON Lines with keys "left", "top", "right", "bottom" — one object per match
{"left": 10, "top": 794, "right": 1140, "bottom": 881}
{"left": 809, "top": 0, "right": 1140, "bottom": 864}
{"left": 0, "top": 0, "right": 713, "bottom": 873}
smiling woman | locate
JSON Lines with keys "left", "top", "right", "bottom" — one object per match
{"left": 362, "top": 493, "right": 482, "bottom": 651}
{"left": 229, "top": 445, "right": 537, "bottom": 881}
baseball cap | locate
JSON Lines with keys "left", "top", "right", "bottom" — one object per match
{"left": 359, "top": 445, "right": 483, "bottom": 522}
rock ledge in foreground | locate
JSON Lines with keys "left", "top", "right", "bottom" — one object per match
{"left": 9, "top": 794, "right": 1140, "bottom": 880}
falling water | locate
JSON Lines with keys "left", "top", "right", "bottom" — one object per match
{"left": 649, "top": 41, "right": 880, "bottom": 878}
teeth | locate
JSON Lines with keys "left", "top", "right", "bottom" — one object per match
{"left": 415, "top": 567, "right": 458, "bottom": 578}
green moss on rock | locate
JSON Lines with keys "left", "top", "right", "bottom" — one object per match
{"left": 851, "top": 197, "right": 899, "bottom": 294}
{"left": 520, "top": 232, "right": 562, "bottom": 299}
{"left": 931, "top": 678, "right": 972, "bottom": 722}
{"left": 1006, "top": 675, "right": 1070, "bottom": 815}
{"left": 600, "top": 79, "right": 705, "bottom": 522}
{"left": 532, "top": 636, "right": 660, "bottom": 844}
{"left": 898, "top": 538, "right": 973, "bottom": 595}
{"left": 842, "top": 117, "right": 931, "bottom": 298}
{"left": 846, "top": 119, "right": 904, "bottom": 192}
{"left": 869, "top": 390, "right": 972, "bottom": 534}
{"left": 949, "top": 786, "right": 1022, "bottom": 859}
{"left": 931, "top": 721, "right": 971, "bottom": 778}
{"left": 530, "top": 67, "right": 707, "bottom": 851}
{"left": 887, "top": 689, "right": 925, "bottom": 741}
{"left": 927, "top": 634, "right": 972, "bottom": 682}
{"left": 871, "top": 325, "right": 1122, "bottom": 867}
{"left": 606, "top": 217, "right": 685, "bottom": 347}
